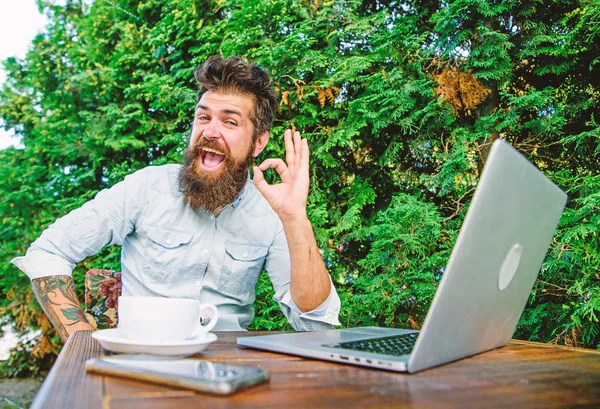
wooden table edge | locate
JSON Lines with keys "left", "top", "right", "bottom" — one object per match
{"left": 29, "top": 332, "right": 78, "bottom": 409}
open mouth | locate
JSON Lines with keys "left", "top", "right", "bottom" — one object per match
{"left": 200, "top": 147, "right": 226, "bottom": 170}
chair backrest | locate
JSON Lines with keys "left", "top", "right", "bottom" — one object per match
{"left": 84, "top": 269, "right": 122, "bottom": 330}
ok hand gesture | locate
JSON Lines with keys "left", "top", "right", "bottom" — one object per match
{"left": 253, "top": 129, "right": 310, "bottom": 220}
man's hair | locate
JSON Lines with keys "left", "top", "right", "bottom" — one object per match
{"left": 194, "top": 55, "right": 278, "bottom": 139}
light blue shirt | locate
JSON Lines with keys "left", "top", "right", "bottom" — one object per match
{"left": 11, "top": 164, "right": 341, "bottom": 331}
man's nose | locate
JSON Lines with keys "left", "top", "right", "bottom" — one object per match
{"left": 202, "top": 121, "right": 221, "bottom": 140}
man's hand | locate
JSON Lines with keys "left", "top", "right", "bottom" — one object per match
{"left": 252, "top": 129, "right": 331, "bottom": 312}
{"left": 253, "top": 129, "right": 309, "bottom": 220}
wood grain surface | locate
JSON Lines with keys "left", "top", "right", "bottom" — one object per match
{"left": 30, "top": 331, "right": 600, "bottom": 409}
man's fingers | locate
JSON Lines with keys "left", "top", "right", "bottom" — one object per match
{"left": 257, "top": 158, "right": 291, "bottom": 182}
{"left": 293, "top": 131, "right": 302, "bottom": 171}
{"left": 252, "top": 166, "right": 269, "bottom": 193}
{"left": 252, "top": 165, "right": 265, "bottom": 183}
{"left": 258, "top": 158, "right": 287, "bottom": 172}
{"left": 284, "top": 129, "right": 294, "bottom": 174}
{"left": 300, "top": 138, "right": 310, "bottom": 176}
{"left": 294, "top": 138, "right": 310, "bottom": 183}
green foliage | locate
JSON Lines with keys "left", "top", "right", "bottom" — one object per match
{"left": 0, "top": 334, "right": 55, "bottom": 378}
{"left": 247, "top": 272, "right": 292, "bottom": 332}
{"left": 340, "top": 194, "right": 450, "bottom": 329}
{"left": 1, "top": 0, "right": 599, "bottom": 375}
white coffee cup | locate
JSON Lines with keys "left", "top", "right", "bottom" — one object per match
{"left": 117, "top": 296, "right": 218, "bottom": 342}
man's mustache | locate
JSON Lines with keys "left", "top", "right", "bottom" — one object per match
{"left": 192, "top": 137, "right": 232, "bottom": 159}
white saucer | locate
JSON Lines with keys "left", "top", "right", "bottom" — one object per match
{"left": 92, "top": 329, "right": 217, "bottom": 357}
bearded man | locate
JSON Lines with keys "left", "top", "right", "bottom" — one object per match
{"left": 11, "top": 56, "right": 341, "bottom": 340}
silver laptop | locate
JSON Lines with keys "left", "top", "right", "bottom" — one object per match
{"left": 238, "top": 139, "right": 567, "bottom": 373}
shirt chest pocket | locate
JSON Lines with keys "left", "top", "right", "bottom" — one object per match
{"left": 143, "top": 226, "right": 194, "bottom": 283}
{"left": 218, "top": 241, "right": 268, "bottom": 296}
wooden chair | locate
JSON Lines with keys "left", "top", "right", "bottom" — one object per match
{"left": 84, "top": 269, "right": 121, "bottom": 330}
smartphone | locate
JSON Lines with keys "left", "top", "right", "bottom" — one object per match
{"left": 85, "top": 354, "right": 269, "bottom": 395}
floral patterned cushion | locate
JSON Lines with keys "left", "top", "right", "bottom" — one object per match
{"left": 84, "top": 269, "right": 122, "bottom": 330}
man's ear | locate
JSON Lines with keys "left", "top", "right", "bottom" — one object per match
{"left": 252, "top": 131, "right": 269, "bottom": 157}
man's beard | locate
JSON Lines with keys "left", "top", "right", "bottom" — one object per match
{"left": 178, "top": 138, "right": 254, "bottom": 213}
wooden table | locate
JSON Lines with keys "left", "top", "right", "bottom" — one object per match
{"left": 31, "top": 330, "right": 600, "bottom": 408}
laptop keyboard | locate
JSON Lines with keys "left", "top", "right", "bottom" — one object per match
{"left": 323, "top": 332, "right": 419, "bottom": 356}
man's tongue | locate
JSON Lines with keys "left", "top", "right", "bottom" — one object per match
{"left": 203, "top": 151, "right": 225, "bottom": 168}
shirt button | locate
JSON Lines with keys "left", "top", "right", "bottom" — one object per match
{"left": 195, "top": 280, "right": 202, "bottom": 286}
{"left": 243, "top": 252, "right": 248, "bottom": 258}
{"left": 210, "top": 215, "right": 214, "bottom": 220}
{"left": 166, "top": 239, "right": 172, "bottom": 245}
{"left": 203, "top": 249, "right": 209, "bottom": 255}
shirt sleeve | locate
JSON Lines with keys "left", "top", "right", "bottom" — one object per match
{"left": 10, "top": 170, "right": 147, "bottom": 280}
{"left": 264, "top": 219, "right": 341, "bottom": 331}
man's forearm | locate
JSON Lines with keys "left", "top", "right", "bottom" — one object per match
{"left": 282, "top": 215, "right": 332, "bottom": 312}
{"left": 31, "top": 275, "right": 93, "bottom": 342}
{"left": 252, "top": 130, "right": 332, "bottom": 312}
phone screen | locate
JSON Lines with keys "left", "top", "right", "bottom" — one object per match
{"left": 86, "top": 354, "right": 269, "bottom": 395}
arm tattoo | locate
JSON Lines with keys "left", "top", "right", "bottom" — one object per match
{"left": 31, "top": 276, "right": 88, "bottom": 341}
